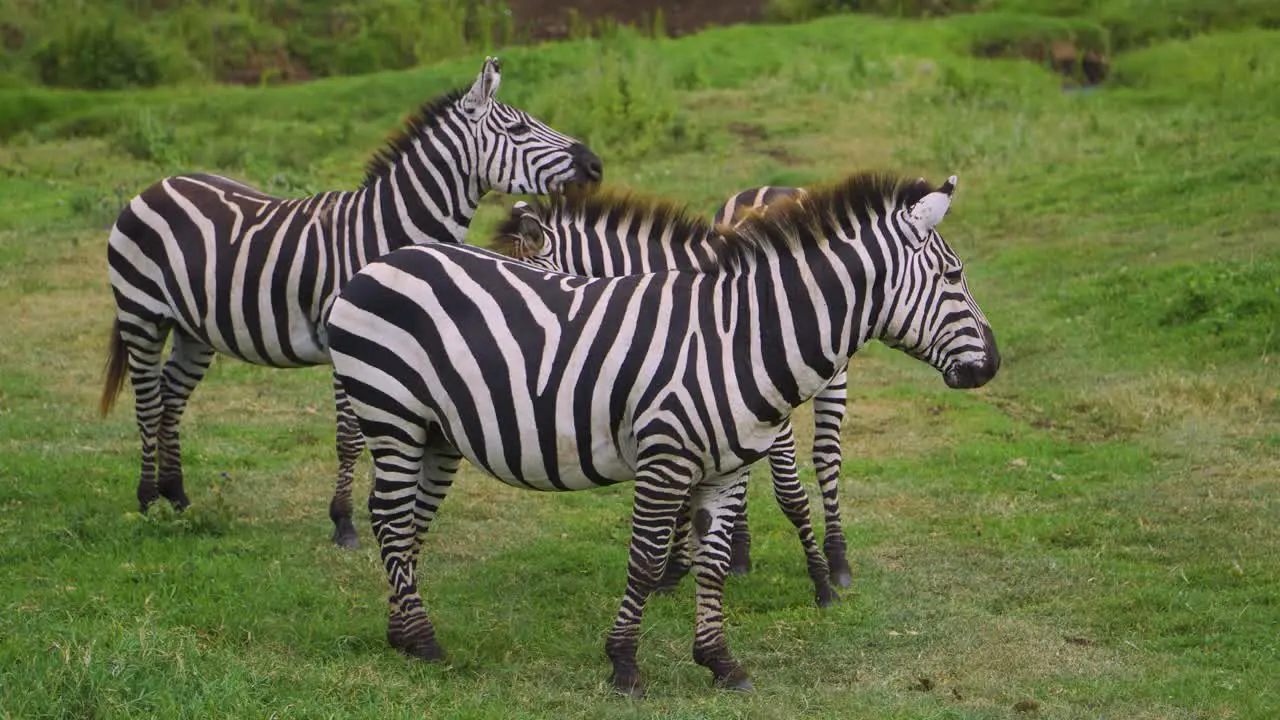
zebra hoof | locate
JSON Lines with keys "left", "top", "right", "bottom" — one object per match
{"left": 158, "top": 477, "right": 190, "bottom": 511}
{"left": 727, "top": 560, "right": 751, "bottom": 577}
{"left": 829, "top": 566, "right": 854, "bottom": 589}
{"left": 392, "top": 637, "right": 446, "bottom": 663}
{"left": 714, "top": 668, "right": 754, "bottom": 693}
{"left": 610, "top": 671, "right": 646, "bottom": 699}
{"left": 815, "top": 588, "right": 841, "bottom": 608}
{"left": 332, "top": 520, "right": 360, "bottom": 549}
{"left": 388, "top": 623, "right": 446, "bottom": 663}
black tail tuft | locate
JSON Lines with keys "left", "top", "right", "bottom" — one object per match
{"left": 99, "top": 318, "right": 128, "bottom": 417}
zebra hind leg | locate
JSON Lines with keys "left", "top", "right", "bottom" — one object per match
{"left": 605, "top": 458, "right": 690, "bottom": 698}
{"left": 653, "top": 500, "right": 692, "bottom": 595}
{"left": 156, "top": 331, "right": 216, "bottom": 510}
{"left": 766, "top": 421, "right": 838, "bottom": 607}
{"left": 372, "top": 434, "right": 460, "bottom": 662}
{"left": 119, "top": 318, "right": 171, "bottom": 513}
{"left": 690, "top": 470, "right": 752, "bottom": 691}
{"left": 812, "top": 373, "right": 853, "bottom": 588}
{"left": 330, "top": 375, "right": 365, "bottom": 548}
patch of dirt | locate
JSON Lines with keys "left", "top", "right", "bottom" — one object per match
{"left": 507, "top": 0, "right": 769, "bottom": 41}
{"left": 976, "top": 39, "right": 1109, "bottom": 86}
{"left": 726, "top": 121, "right": 801, "bottom": 165}
{"left": 221, "top": 48, "right": 314, "bottom": 86}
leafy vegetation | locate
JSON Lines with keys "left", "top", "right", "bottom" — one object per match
{"left": 1, "top": 7, "right": 1277, "bottom": 720}
{"left": 0, "top": 0, "right": 517, "bottom": 88}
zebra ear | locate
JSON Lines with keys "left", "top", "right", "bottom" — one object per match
{"left": 462, "top": 56, "right": 502, "bottom": 118}
{"left": 517, "top": 214, "right": 544, "bottom": 243}
{"left": 907, "top": 175, "right": 957, "bottom": 234}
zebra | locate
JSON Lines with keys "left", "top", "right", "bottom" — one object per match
{"left": 494, "top": 178, "right": 865, "bottom": 599}
{"left": 326, "top": 170, "right": 999, "bottom": 696}
{"left": 96, "top": 57, "right": 603, "bottom": 548}
{"left": 488, "top": 184, "right": 860, "bottom": 607}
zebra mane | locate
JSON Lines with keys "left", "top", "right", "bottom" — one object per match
{"left": 718, "top": 171, "right": 936, "bottom": 267}
{"left": 486, "top": 171, "right": 937, "bottom": 269}
{"left": 362, "top": 87, "right": 467, "bottom": 188}
{"left": 485, "top": 186, "right": 716, "bottom": 258}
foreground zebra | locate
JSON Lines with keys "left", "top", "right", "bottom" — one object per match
{"left": 327, "top": 171, "right": 999, "bottom": 695}
{"left": 97, "top": 58, "right": 602, "bottom": 547}
{"left": 490, "top": 184, "right": 861, "bottom": 605}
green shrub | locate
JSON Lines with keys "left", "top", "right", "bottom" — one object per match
{"left": 165, "top": 8, "right": 290, "bottom": 84}
{"left": 526, "top": 31, "right": 706, "bottom": 162}
{"left": 287, "top": 0, "right": 514, "bottom": 78}
{"left": 113, "top": 109, "right": 186, "bottom": 167}
{"left": 31, "top": 14, "right": 196, "bottom": 90}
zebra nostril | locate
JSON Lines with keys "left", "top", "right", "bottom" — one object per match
{"left": 570, "top": 143, "right": 603, "bottom": 184}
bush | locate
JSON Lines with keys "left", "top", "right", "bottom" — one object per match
{"left": 165, "top": 8, "right": 291, "bottom": 84}
{"left": 526, "top": 30, "right": 706, "bottom": 162}
{"left": 287, "top": 0, "right": 515, "bottom": 78}
{"left": 31, "top": 14, "right": 195, "bottom": 90}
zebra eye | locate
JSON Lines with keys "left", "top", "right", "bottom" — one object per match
{"left": 943, "top": 268, "right": 964, "bottom": 283}
{"left": 507, "top": 121, "right": 531, "bottom": 137}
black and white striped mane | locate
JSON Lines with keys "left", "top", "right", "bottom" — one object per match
{"left": 718, "top": 171, "right": 936, "bottom": 266}
{"left": 363, "top": 88, "right": 467, "bottom": 187}
{"left": 486, "top": 187, "right": 715, "bottom": 258}
{"left": 486, "top": 171, "right": 939, "bottom": 267}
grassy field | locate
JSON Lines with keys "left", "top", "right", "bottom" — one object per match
{"left": 1, "top": 10, "right": 1278, "bottom": 719}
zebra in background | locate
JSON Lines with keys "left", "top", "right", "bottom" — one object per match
{"left": 97, "top": 57, "right": 602, "bottom": 548}
{"left": 327, "top": 171, "right": 999, "bottom": 696}
{"left": 710, "top": 186, "right": 859, "bottom": 588}
{"left": 489, "top": 185, "right": 858, "bottom": 607}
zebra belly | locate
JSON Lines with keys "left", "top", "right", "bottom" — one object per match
{"left": 447, "top": 423, "right": 637, "bottom": 492}
{"left": 174, "top": 313, "right": 330, "bottom": 368}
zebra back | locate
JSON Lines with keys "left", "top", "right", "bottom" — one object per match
{"left": 712, "top": 186, "right": 807, "bottom": 227}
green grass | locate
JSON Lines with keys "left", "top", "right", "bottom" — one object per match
{"left": 2, "top": 11, "right": 1279, "bottom": 719}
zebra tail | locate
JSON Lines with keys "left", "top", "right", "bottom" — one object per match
{"left": 99, "top": 318, "right": 128, "bottom": 418}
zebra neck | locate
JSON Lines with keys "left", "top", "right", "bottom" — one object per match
{"left": 370, "top": 125, "right": 482, "bottom": 252}
{"left": 731, "top": 245, "right": 885, "bottom": 414}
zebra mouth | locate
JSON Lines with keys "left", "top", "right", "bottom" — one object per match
{"left": 944, "top": 361, "right": 996, "bottom": 389}
{"left": 568, "top": 143, "right": 604, "bottom": 185}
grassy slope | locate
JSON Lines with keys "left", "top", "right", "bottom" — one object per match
{"left": 1, "top": 13, "right": 1278, "bottom": 719}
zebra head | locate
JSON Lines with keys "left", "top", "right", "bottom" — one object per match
{"left": 461, "top": 57, "right": 603, "bottom": 194}
{"left": 881, "top": 176, "right": 1000, "bottom": 389}
{"left": 489, "top": 200, "right": 559, "bottom": 271}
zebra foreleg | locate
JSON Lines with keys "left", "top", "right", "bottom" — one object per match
{"left": 330, "top": 375, "right": 365, "bottom": 548}
{"left": 766, "top": 422, "right": 838, "bottom": 607}
{"left": 156, "top": 331, "right": 215, "bottom": 510}
{"left": 690, "top": 470, "right": 752, "bottom": 691}
{"left": 606, "top": 460, "right": 691, "bottom": 698}
{"left": 728, "top": 498, "right": 751, "bottom": 576}
{"left": 812, "top": 372, "right": 853, "bottom": 588}
{"left": 371, "top": 435, "right": 459, "bottom": 662}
